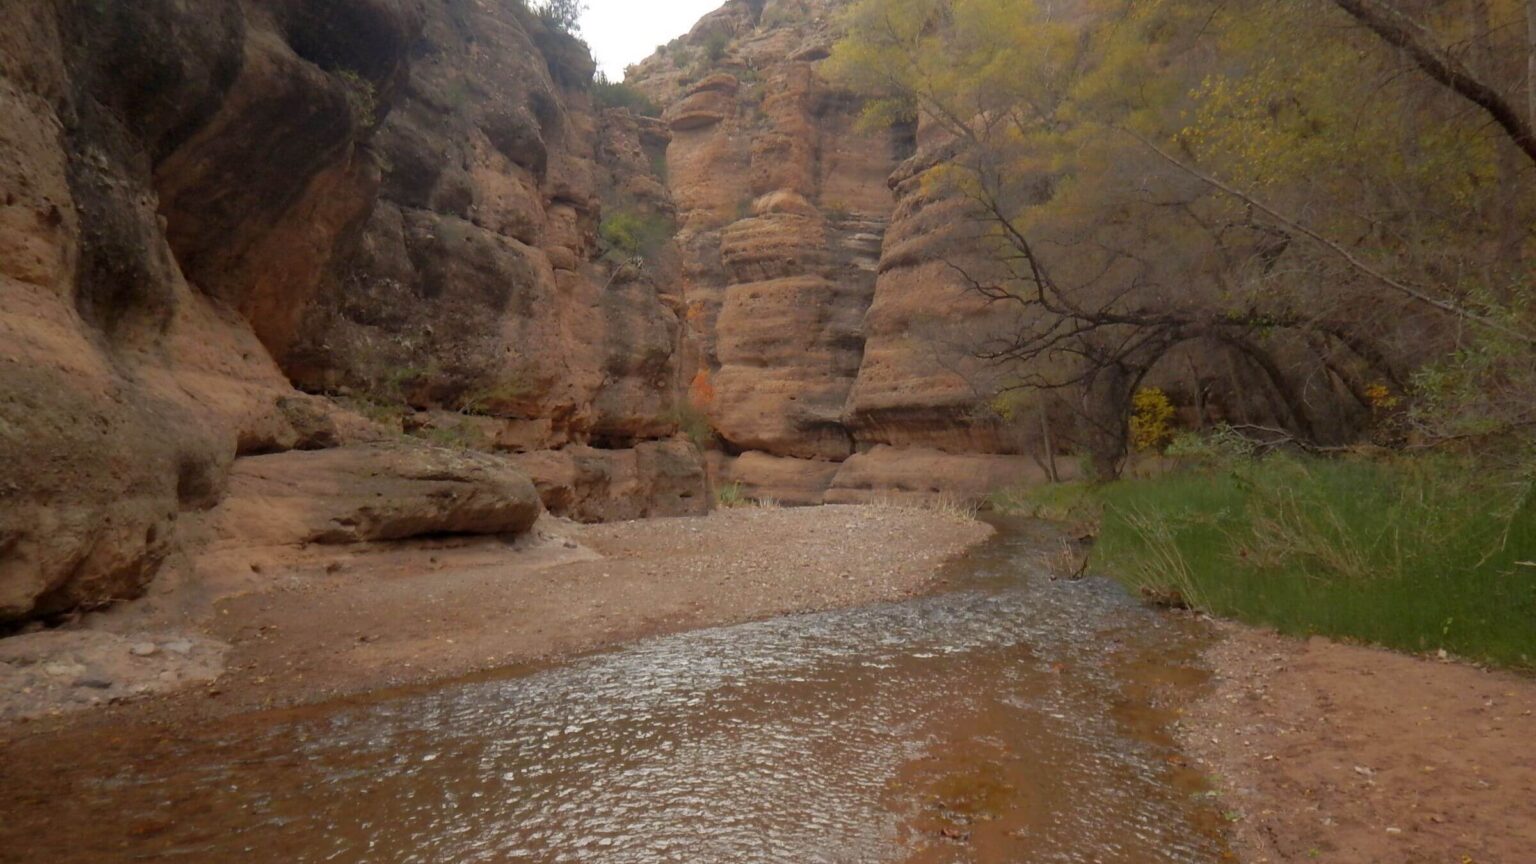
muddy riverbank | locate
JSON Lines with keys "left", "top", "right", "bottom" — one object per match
{"left": 1181, "top": 622, "right": 1536, "bottom": 864}
{"left": 0, "top": 506, "right": 989, "bottom": 729}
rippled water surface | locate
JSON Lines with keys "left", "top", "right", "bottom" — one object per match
{"left": 0, "top": 519, "right": 1228, "bottom": 863}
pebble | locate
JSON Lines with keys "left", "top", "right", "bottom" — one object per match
{"left": 129, "top": 642, "right": 159, "bottom": 657}
{"left": 73, "top": 677, "right": 113, "bottom": 690}
{"left": 163, "top": 639, "right": 195, "bottom": 655}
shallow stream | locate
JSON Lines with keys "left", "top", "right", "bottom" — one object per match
{"left": 0, "top": 518, "right": 1229, "bottom": 862}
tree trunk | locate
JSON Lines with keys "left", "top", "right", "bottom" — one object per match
{"left": 1039, "top": 403, "right": 1059, "bottom": 483}
{"left": 1527, "top": 0, "right": 1536, "bottom": 127}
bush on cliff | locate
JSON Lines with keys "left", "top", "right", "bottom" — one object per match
{"left": 599, "top": 208, "right": 673, "bottom": 263}
{"left": 592, "top": 74, "right": 659, "bottom": 117}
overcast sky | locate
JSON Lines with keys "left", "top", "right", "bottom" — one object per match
{"left": 580, "top": 0, "right": 725, "bottom": 79}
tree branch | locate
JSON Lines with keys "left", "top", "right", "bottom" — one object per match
{"left": 1331, "top": 0, "right": 1536, "bottom": 165}
{"left": 1124, "top": 128, "right": 1536, "bottom": 345}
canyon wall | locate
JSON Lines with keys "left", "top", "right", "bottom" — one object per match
{"left": 628, "top": 0, "right": 1060, "bottom": 505}
{"left": 0, "top": 0, "right": 706, "bottom": 624}
{"left": 0, "top": 0, "right": 1067, "bottom": 623}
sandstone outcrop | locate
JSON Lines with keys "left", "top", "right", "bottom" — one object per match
{"left": 715, "top": 452, "right": 843, "bottom": 506}
{"left": 0, "top": 0, "right": 704, "bottom": 623}
{"left": 509, "top": 440, "right": 709, "bottom": 523}
{"left": 207, "top": 444, "right": 542, "bottom": 548}
{"left": 1, "top": 0, "right": 1082, "bottom": 623}
{"left": 824, "top": 446, "right": 1074, "bottom": 506}
{"left": 629, "top": 0, "right": 1048, "bottom": 505}
{"left": 0, "top": 0, "right": 326, "bottom": 622}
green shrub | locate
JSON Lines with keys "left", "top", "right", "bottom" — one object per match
{"left": 592, "top": 75, "right": 660, "bottom": 116}
{"left": 714, "top": 482, "right": 779, "bottom": 509}
{"left": 598, "top": 208, "right": 674, "bottom": 262}
{"left": 1092, "top": 455, "right": 1536, "bottom": 669}
{"left": 459, "top": 374, "right": 533, "bottom": 416}
{"left": 703, "top": 32, "right": 729, "bottom": 62}
{"left": 531, "top": 0, "right": 584, "bottom": 35}
{"left": 339, "top": 395, "right": 408, "bottom": 431}
{"left": 1164, "top": 424, "right": 1260, "bottom": 467}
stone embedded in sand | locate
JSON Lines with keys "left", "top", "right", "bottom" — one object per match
{"left": 209, "top": 444, "right": 543, "bottom": 546}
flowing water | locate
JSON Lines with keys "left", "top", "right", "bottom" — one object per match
{"left": 0, "top": 519, "right": 1229, "bottom": 863}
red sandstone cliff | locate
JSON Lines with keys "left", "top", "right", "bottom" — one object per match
{"left": 0, "top": 0, "right": 1063, "bottom": 624}
{"left": 0, "top": 0, "right": 706, "bottom": 623}
{"left": 628, "top": 0, "right": 1063, "bottom": 506}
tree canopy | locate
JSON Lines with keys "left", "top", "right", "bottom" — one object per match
{"left": 828, "top": 0, "right": 1536, "bottom": 473}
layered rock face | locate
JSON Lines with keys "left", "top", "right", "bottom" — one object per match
{"left": 630, "top": 0, "right": 1054, "bottom": 505}
{"left": 282, "top": 4, "right": 687, "bottom": 452}
{"left": 0, "top": 0, "right": 705, "bottom": 623}
{"left": 0, "top": 0, "right": 1065, "bottom": 622}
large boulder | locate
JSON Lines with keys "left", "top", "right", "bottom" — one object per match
{"left": 207, "top": 444, "right": 542, "bottom": 547}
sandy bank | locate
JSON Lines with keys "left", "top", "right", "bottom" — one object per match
{"left": 0, "top": 505, "right": 990, "bottom": 730}
{"left": 1182, "top": 622, "right": 1536, "bottom": 863}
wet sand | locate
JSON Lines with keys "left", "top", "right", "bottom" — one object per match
{"left": 1181, "top": 621, "right": 1536, "bottom": 863}
{"left": 0, "top": 505, "right": 990, "bottom": 731}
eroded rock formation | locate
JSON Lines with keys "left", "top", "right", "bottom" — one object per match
{"left": 0, "top": 0, "right": 1074, "bottom": 623}
{"left": 0, "top": 0, "right": 706, "bottom": 623}
{"left": 629, "top": 0, "right": 1061, "bottom": 506}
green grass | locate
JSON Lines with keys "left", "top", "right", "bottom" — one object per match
{"left": 1021, "top": 454, "right": 1536, "bottom": 670}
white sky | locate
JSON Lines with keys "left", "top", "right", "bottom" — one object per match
{"left": 579, "top": 0, "right": 727, "bottom": 79}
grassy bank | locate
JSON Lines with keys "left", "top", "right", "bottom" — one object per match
{"left": 1008, "top": 455, "right": 1536, "bottom": 670}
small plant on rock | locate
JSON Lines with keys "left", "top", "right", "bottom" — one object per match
{"left": 599, "top": 208, "right": 674, "bottom": 263}
{"left": 335, "top": 69, "right": 378, "bottom": 128}
{"left": 716, "top": 481, "right": 748, "bottom": 508}
{"left": 703, "top": 32, "right": 729, "bottom": 62}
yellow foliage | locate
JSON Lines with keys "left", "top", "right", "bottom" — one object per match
{"left": 1364, "top": 383, "right": 1399, "bottom": 412}
{"left": 1129, "top": 388, "right": 1176, "bottom": 452}
{"left": 828, "top": 0, "right": 1535, "bottom": 443}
